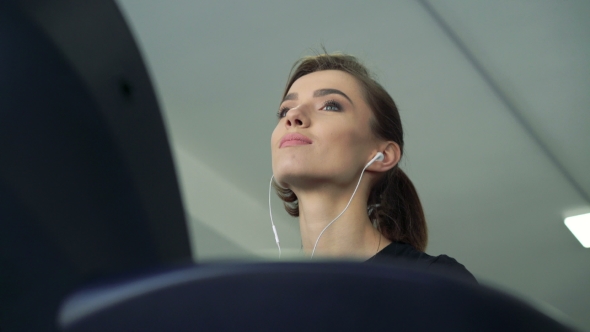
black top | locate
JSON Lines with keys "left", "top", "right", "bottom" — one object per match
{"left": 366, "top": 242, "right": 478, "bottom": 284}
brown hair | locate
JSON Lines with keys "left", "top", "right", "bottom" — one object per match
{"left": 274, "top": 53, "right": 428, "bottom": 252}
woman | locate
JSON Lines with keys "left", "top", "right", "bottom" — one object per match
{"left": 271, "top": 53, "right": 476, "bottom": 283}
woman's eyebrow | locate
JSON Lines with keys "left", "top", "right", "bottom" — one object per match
{"left": 282, "top": 89, "right": 354, "bottom": 105}
{"left": 283, "top": 92, "right": 298, "bottom": 102}
{"left": 313, "top": 88, "right": 353, "bottom": 105}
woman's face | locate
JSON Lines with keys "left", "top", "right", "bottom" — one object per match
{"left": 271, "top": 70, "right": 378, "bottom": 189}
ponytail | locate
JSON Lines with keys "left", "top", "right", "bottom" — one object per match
{"left": 368, "top": 167, "right": 428, "bottom": 252}
{"left": 272, "top": 179, "right": 299, "bottom": 217}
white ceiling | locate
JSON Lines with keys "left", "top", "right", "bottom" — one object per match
{"left": 116, "top": 0, "right": 590, "bottom": 329}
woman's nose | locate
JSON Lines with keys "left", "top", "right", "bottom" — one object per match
{"left": 285, "top": 105, "right": 309, "bottom": 128}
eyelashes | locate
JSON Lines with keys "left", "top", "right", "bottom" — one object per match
{"left": 322, "top": 99, "right": 341, "bottom": 111}
{"left": 277, "top": 106, "right": 290, "bottom": 119}
{"left": 277, "top": 99, "right": 342, "bottom": 119}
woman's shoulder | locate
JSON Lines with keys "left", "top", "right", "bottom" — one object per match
{"left": 366, "top": 242, "right": 478, "bottom": 284}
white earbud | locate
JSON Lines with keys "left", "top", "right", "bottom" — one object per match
{"left": 365, "top": 152, "right": 384, "bottom": 167}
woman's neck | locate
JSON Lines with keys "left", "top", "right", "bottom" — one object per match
{"left": 293, "top": 183, "right": 390, "bottom": 259}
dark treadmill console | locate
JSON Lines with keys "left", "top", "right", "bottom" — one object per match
{"left": 0, "top": 0, "right": 191, "bottom": 330}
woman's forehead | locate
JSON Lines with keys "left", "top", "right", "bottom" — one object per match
{"left": 288, "top": 70, "right": 363, "bottom": 98}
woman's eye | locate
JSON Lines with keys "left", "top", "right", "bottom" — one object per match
{"left": 277, "top": 107, "right": 290, "bottom": 118}
{"left": 322, "top": 100, "right": 341, "bottom": 112}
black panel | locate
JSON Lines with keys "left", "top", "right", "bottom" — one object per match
{"left": 0, "top": 1, "right": 191, "bottom": 331}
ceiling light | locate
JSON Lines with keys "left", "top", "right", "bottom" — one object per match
{"left": 564, "top": 213, "right": 590, "bottom": 248}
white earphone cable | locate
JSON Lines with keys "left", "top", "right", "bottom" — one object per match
{"left": 269, "top": 175, "right": 281, "bottom": 258}
{"left": 310, "top": 160, "right": 372, "bottom": 258}
{"left": 269, "top": 153, "right": 382, "bottom": 260}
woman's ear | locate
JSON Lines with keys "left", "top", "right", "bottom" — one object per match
{"left": 368, "top": 142, "right": 401, "bottom": 172}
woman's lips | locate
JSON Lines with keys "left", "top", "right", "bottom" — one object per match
{"left": 280, "top": 133, "right": 312, "bottom": 148}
